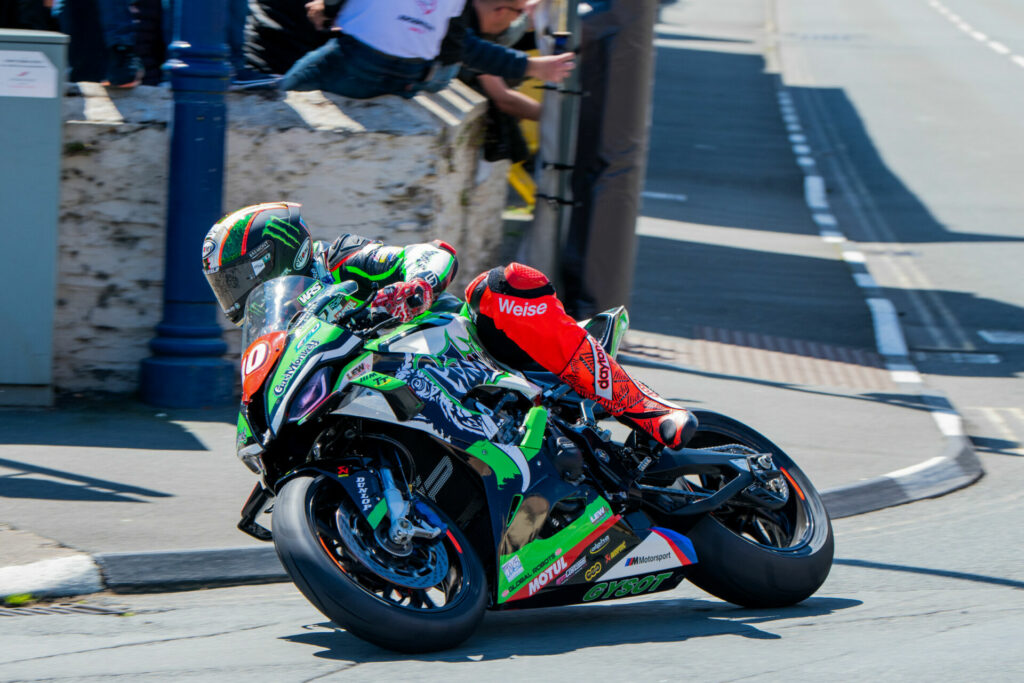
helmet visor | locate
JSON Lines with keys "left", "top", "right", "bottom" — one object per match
{"left": 206, "top": 251, "right": 275, "bottom": 324}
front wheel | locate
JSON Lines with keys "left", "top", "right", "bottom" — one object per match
{"left": 272, "top": 474, "right": 486, "bottom": 652}
{"left": 663, "top": 411, "right": 834, "bottom": 608}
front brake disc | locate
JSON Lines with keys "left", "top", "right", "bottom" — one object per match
{"left": 334, "top": 508, "right": 449, "bottom": 589}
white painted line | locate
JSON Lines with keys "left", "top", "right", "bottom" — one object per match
{"left": 842, "top": 249, "right": 865, "bottom": 263}
{"left": 854, "top": 272, "right": 878, "bottom": 288}
{"left": 988, "top": 41, "right": 1010, "bottom": 54}
{"left": 885, "top": 456, "right": 945, "bottom": 480}
{"left": 1013, "top": 55, "right": 1024, "bottom": 68}
{"left": 947, "top": 14, "right": 960, "bottom": 22}
{"left": 969, "top": 31, "right": 987, "bottom": 41}
{"left": 789, "top": 133, "right": 807, "bottom": 143}
{"left": 812, "top": 212, "right": 837, "bottom": 226}
{"left": 0, "top": 555, "right": 103, "bottom": 599}
{"left": 792, "top": 144, "right": 812, "bottom": 155}
{"left": 797, "top": 156, "right": 816, "bottom": 167}
{"left": 932, "top": 411, "right": 965, "bottom": 437}
{"left": 821, "top": 232, "right": 846, "bottom": 243}
{"left": 786, "top": 123, "right": 803, "bottom": 133}
{"left": 978, "top": 330, "right": 1024, "bottom": 344}
{"left": 891, "top": 369, "right": 923, "bottom": 383}
{"left": 867, "top": 298, "right": 910, "bottom": 357}
{"left": 642, "top": 191, "right": 689, "bottom": 202}
{"left": 886, "top": 362, "right": 922, "bottom": 383}
{"left": 783, "top": 114, "right": 800, "bottom": 125}
{"left": 804, "top": 175, "right": 828, "bottom": 209}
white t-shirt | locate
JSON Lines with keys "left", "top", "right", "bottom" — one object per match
{"left": 336, "top": 0, "right": 468, "bottom": 60}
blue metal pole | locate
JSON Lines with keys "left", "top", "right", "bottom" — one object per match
{"left": 139, "top": 0, "right": 234, "bottom": 407}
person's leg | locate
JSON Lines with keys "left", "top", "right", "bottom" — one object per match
{"left": 95, "top": 0, "right": 143, "bottom": 86}
{"left": 279, "top": 38, "right": 409, "bottom": 99}
{"left": 466, "top": 263, "right": 697, "bottom": 449}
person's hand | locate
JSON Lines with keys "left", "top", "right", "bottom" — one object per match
{"left": 305, "top": 0, "right": 330, "bottom": 30}
{"left": 371, "top": 279, "right": 434, "bottom": 323}
{"left": 525, "top": 53, "right": 576, "bottom": 83}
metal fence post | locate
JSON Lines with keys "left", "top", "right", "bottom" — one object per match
{"left": 139, "top": 0, "right": 234, "bottom": 407}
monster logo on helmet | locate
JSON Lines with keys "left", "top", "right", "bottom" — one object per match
{"left": 201, "top": 202, "right": 314, "bottom": 325}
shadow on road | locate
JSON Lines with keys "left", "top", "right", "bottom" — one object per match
{"left": 0, "top": 456, "right": 172, "bottom": 503}
{"left": 283, "top": 595, "right": 860, "bottom": 661}
{"left": 835, "top": 558, "right": 1024, "bottom": 591}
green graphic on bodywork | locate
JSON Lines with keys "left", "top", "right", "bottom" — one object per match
{"left": 467, "top": 441, "right": 522, "bottom": 489}
{"left": 263, "top": 215, "right": 301, "bottom": 247}
{"left": 611, "top": 308, "right": 629, "bottom": 356}
{"left": 497, "top": 497, "right": 612, "bottom": 602}
{"left": 506, "top": 494, "right": 524, "bottom": 527}
{"left": 351, "top": 371, "right": 407, "bottom": 392}
{"left": 236, "top": 411, "right": 254, "bottom": 449}
{"left": 519, "top": 407, "right": 547, "bottom": 460}
{"left": 333, "top": 352, "right": 372, "bottom": 393}
{"left": 266, "top": 318, "right": 345, "bottom": 416}
{"left": 367, "top": 499, "right": 388, "bottom": 528}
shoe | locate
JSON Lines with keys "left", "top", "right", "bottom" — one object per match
{"left": 559, "top": 336, "right": 698, "bottom": 449}
{"left": 104, "top": 45, "right": 143, "bottom": 88}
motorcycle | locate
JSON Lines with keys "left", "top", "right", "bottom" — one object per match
{"left": 232, "top": 275, "right": 834, "bottom": 652}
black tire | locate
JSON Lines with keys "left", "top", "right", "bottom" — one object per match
{"left": 672, "top": 411, "right": 834, "bottom": 608}
{"left": 273, "top": 474, "right": 487, "bottom": 652}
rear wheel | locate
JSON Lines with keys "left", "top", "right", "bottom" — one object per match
{"left": 659, "top": 410, "right": 834, "bottom": 608}
{"left": 273, "top": 474, "right": 486, "bottom": 652}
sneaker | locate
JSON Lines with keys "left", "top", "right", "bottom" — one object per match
{"left": 105, "top": 45, "right": 143, "bottom": 88}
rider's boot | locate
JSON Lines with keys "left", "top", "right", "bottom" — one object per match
{"left": 558, "top": 336, "right": 698, "bottom": 450}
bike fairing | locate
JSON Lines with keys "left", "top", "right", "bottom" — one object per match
{"left": 236, "top": 285, "right": 698, "bottom": 606}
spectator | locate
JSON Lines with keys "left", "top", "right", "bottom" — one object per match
{"left": 279, "top": 0, "right": 574, "bottom": 100}
{"left": 243, "top": 0, "right": 331, "bottom": 76}
{"left": 459, "top": 0, "right": 541, "bottom": 162}
{"left": 52, "top": 0, "right": 143, "bottom": 86}
{"left": 1, "top": 0, "right": 59, "bottom": 31}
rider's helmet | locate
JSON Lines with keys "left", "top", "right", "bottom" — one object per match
{"left": 202, "top": 202, "right": 314, "bottom": 324}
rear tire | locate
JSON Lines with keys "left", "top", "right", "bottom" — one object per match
{"left": 273, "top": 474, "right": 487, "bottom": 652}
{"left": 670, "top": 411, "right": 834, "bottom": 608}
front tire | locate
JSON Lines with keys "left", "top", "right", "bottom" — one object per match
{"left": 667, "top": 411, "right": 834, "bottom": 608}
{"left": 273, "top": 474, "right": 486, "bottom": 652}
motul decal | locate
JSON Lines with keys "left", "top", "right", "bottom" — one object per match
{"left": 592, "top": 340, "right": 613, "bottom": 401}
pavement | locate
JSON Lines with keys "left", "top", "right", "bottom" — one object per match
{"left": 0, "top": 3, "right": 982, "bottom": 602}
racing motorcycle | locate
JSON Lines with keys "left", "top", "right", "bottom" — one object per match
{"left": 232, "top": 275, "right": 834, "bottom": 652}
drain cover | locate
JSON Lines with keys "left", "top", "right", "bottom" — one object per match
{"left": 0, "top": 603, "right": 131, "bottom": 617}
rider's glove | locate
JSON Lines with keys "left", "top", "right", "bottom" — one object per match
{"left": 370, "top": 278, "right": 434, "bottom": 323}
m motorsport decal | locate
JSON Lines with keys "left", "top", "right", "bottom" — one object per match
{"left": 582, "top": 572, "right": 675, "bottom": 602}
{"left": 600, "top": 527, "right": 697, "bottom": 581}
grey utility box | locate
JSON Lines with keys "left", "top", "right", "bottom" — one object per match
{"left": 0, "top": 30, "right": 67, "bottom": 406}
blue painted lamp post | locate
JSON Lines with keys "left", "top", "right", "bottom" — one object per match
{"left": 140, "top": 0, "right": 235, "bottom": 406}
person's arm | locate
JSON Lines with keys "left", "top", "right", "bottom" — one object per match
{"left": 478, "top": 74, "right": 541, "bottom": 120}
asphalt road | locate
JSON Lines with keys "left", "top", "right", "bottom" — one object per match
{"left": 2, "top": 0, "right": 1022, "bottom": 679}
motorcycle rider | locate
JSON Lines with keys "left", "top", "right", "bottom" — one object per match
{"left": 202, "top": 202, "right": 697, "bottom": 449}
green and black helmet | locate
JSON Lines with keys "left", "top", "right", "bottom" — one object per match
{"left": 202, "top": 202, "right": 314, "bottom": 324}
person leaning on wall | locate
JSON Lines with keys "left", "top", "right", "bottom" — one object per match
{"left": 279, "top": 0, "right": 574, "bottom": 99}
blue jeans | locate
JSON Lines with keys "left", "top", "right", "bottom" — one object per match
{"left": 280, "top": 35, "right": 437, "bottom": 99}
{"left": 52, "top": 0, "right": 132, "bottom": 80}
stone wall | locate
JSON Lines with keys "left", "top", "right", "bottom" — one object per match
{"left": 54, "top": 82, "right": 509, "bottom": 394}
